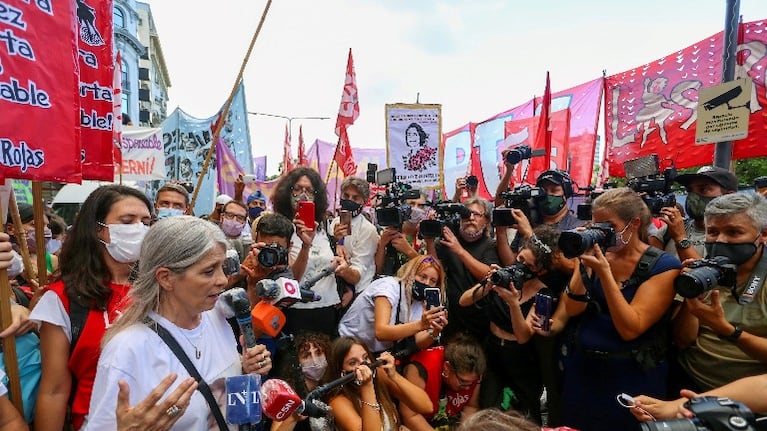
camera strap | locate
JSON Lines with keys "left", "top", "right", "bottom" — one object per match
{"left": 738, "top": 250, "right": 767, "bottom": 305}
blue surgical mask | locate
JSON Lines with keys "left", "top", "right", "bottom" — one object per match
{"left": 157, "top": 207, "right": 184, "bottom": 220}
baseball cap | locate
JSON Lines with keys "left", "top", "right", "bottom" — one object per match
{"left": 215, "top": 194, "right": 233, "bottom": 205}
{"left": 536, "top": 170, "right": 572, "bottom": 196}
{"left": 675, "top": 166, "right": 738, "bottom": 192}
{"left": 246, "top": 190, "right": 266, "bottom": 204}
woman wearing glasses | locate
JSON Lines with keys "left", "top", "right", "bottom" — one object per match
{"left": 271, "top": 167, "right": 347, "bottom": 338}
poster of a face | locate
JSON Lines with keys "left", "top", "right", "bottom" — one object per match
{"left": 385, "top": 104, "right": 442, "bottom": 190}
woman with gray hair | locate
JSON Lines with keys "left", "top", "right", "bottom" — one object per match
{"left": 83, "top": 216, "right": 271, "bottom": 430}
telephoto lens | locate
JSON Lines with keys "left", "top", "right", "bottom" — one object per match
{"left": 558, "top": 223, "right": 616, "bottom": 258}
{"left": 505, "top": 145, "right": 532, "bottom": 165}
{"left": 674, "top": 256, "right": 737, "bottom": 298}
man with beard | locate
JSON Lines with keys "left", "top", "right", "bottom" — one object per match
{"left": 652, "top": 166, "right": 738, "bottom": 260}
{"left": 426, "top": 197, "right": 499, "bottom": 343}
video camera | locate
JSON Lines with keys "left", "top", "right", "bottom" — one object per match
{"left": 576, "top": 183, "right": 617, "bottom": 221}
{"left": 558, "top": 222, "right": 616, "bottom": 258}
{"left": 372, "top": 167, "right": 421, "bottom": 228}
{"left": 640, "top": 396, "right": 759, "bottom": 431}
{"left": 674, "top": 256, "right": 737, "bottom": 298}
{"left": 504, "top": 144, "right": 546, "bottom": 165}
{"left": 257, "top": 243, "right": 289, "bottom": 268}
{"left": 255, "top": 277, "right": 320, "bottom": 309}
{"left": 419, "top": 201, "right": 471, "bottom": 239}
{"left": 490, "top": 262, "right": 535, "bottom": 290}
{"left": 497, "top": 184, "right": 545, "bottom": 224}
{"left": 624, "top": 154, "right": 678, "bottom": 216}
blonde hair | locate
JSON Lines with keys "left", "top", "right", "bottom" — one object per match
{"left": 395, "top": 255, "right": 446, "bottom": 318}
{"left": 592, "top": 187, "right": 651, "bottom": 243}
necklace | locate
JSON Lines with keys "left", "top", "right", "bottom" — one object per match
{"left": 178, "top": 328, "right": 202, "bottom": 359}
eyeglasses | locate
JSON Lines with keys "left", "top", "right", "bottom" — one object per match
{"left": 291, "top": 186, "right": 317, "bottom": 195}
{"left": 450, "top": 366, "right": 480, "bottom": 388}
{"left": 468, "top": 210, "right": 485, "bottom": 219}
{"left": 222, "top": 212, "right": 247, "bottom": 222}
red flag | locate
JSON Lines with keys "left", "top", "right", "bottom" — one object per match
{"left": 297, "top": 125, "right": 307, "bottom": 166}
{"left": 537, "top": 72, "right": 552, "bottom": 169}
{"left": 333, "top": 48, "right": 359, "bottom": 176}
{"left": 282, "top": 122, "right": 292, "bottom": 175}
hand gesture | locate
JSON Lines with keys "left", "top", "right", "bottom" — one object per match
{"left": 379, "top": 227, "right": 399, "bottom": 247}
{"left": 578, "top": 244, "right": 611, "bottom": 277}
{"left": 116, "top": 374, "right": 197, "bottom": 431}
{"left": 420, "top": 305, "right": 447, "bottom": 332}
{"left": 234, "top": 175, "right": 245, "bottom": 197}
{"left": 492, "top": 284, "right": 520, "bottom": 307}
{"left": 455, "top": 177, "right": 467, "bottom": 192}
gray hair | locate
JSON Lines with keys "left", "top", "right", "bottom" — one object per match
{"left": 341, "top": 176, "right": 371, "bottom": 201}
{"left": 463, "top": 197, "right": 492, "bottom": 219}
{"left": 705, "top": 192, "right": 767, "bottom": 232}
{"left": 103, "top": 216, "right": 228, "bottom": 345}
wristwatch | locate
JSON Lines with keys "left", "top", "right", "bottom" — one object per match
{"left": 719, "top": 324, "right": 743, "bottom": 342}
{"left": 676, "top": 238, "right": 692, "bottom": 249}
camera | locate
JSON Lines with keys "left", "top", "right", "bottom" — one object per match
{"left": 257, "top": 243, "right": 289, "bottom": 268}
{"left": 466, "top": 175, "right": 479, "bottom": 189}
{"left": 576, "top": 183, "right": 617, "bottom": 221}
{"left": 505, "top": 145, "right": 533, "bottom": 165}
{"left": 640, "top": 396, "right": 759, "bottom": 431}
{"left": 674, "top": 256, "right": 737, "bottom": 298}
{"left": 223, "top": 248, "right": 241, "bottom": 276}
{"left": 366, "top": 163, "right": 378, "bottom": 184}
{"left": 373, "top": 167, "right": 421, "bottom": 228}
{"left": 499, "top": 185, "right": 546, "bottom": 225}
{"left": 490, "top": 262, "right": 535, "bottom": 290}
{"left": 419, "top": 201, "right": 471, "bottom": 239}
{"left": 558, "top": 222, "right": 616, "bottom": 258}
{"left": 624, "top": 154, "right": 678, "bottom": 216}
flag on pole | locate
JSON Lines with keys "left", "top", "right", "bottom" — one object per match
{"left": 538, "top": 71, "right": 552, "bottom": 169}
{"left": 113, "top": 51, "right": 123, "bottom": 170}
{"left": 282, "top": 122, "right": 293, "bottom": 175}
{"left": 333, "top": 48, "right": 359, "bottom": 177}
{"left": 297, "top": 125, "right": 307, "bottom": 166}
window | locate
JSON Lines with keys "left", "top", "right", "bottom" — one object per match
{"left": 114, "top": 7, "right": 125, "bottom": 28}
{"left": 121, "top": 58, "right": 130, "bottom": 115}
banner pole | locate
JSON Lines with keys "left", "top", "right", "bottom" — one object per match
{"left": 1, "top": 191, "right": 24, "bottom": 415}
{"left": 31, "top": 182, "right": 48, "bottom": 290}
{"left": 189, "top": 0, "right": 273, "bottom": 210}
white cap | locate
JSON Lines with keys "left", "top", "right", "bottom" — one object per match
{"left": 215, "top": 194, "right": 233, "bottom": 205}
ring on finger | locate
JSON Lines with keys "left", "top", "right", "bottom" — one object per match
{"left": 166, "top": 404, "right": 182, "bottom": 418}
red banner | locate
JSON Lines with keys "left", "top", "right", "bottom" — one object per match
{"left": 282, "top": 122, "right": 292, "bottom": 174}
{"left": 333, "top": 48, "right": 359, "bottom": 177}
{"left": 504, "top": 110, "right": 571, "bottom": 186}
{"left": 0, "top": 1, "right": 82, "bottom": 182}
{"left": 605, "top": 20, "right": 767, "bottom": 177}
{"left": 78, "top": 0, "right": 115, "bottom": 180}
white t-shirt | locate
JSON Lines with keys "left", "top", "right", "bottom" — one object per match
{"left": 329, "top": 214, "right": 380, "bottom": 293}
{"left": 338, "top": 276, "right": 424, "bottom": 352}
{"left": 82, "top": 307, "right": 241, "bottom": 431}
{"left": 289, "top": 229, "right": 340, "bottom": 308}
{"left": 29, "top": 290, "right": 74, "bottom": 340}
{"left": 0, "top": 369, "right": 7, "bottom": 397}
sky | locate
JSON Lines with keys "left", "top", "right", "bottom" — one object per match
{"left": 146, "top": 0, "right": 767, "bottom": 177}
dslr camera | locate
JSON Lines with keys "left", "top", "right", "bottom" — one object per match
{"left": 576, "top": 183, "right": 617, "bottom": 221}
{"left": 640, "top": 396, "right": 759, "bottom": 431}
{"left": 490, "top": 262, "right": 535, "bottom": 290}
{"left": 558, "top": 222, "right": 616, "bottom": 258}
{"left": 674, "top": 256, "right": 737, "bottom": 298}
{"left": 372, "top": 167, "right": 421, "bottom": 228}
{"left": 419, "top": 201, "right": 471, "bottom": 239}
{"left": 497, "top": 184, "right": 546, "bottom": 224}
{"left": 624, "top": 154, "right": 678, "bottom": 216}
{"left": 257, "top": 243, "right": 289, "bottom": 268}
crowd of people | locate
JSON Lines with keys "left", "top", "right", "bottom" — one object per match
{"left": 1, "top": 160, "right": 766, "bottom": 431}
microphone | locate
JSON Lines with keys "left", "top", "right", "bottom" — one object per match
{"left": 260, "top": 379, "right": 329, "bottom": 421}
{"left": 256, "top": 277, "right": 304, "bottom": 308}
{"left": 250, "top": 302, "right": 286, "bottom": 338}
{"left": 232, "top": 296, "right": 257, "bottom": 349}
{"left": 300, "top": 264, "right": 339, "bottom": 290}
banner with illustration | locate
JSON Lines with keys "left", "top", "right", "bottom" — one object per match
{"left": 385, "top": 104, "right": 442, "bottom": 190}
{"left": 0, "top": 1, "right": 82, "bottom": 183}
{"left": 118, "top": 127, "right": 166, "bottom": 180}
{"left": 605, "top": 20, "right": 767, "bottom": 177}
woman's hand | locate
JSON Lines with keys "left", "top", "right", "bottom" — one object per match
{"left": 632, "top": 394, "right": 682, "bottom": 422}
{"left": 116, "top": 374, "right": 197, "bottom": 431}
{"left": 530, "top": 304, "right": 552, "bottom": 336}
{"left": 354, "top": 363, "right": 375, "bottom": 387}
{"left": 492, "top": 284, "right": 520, "bottom": 307}
{"left": 578, "top": 244, "right": 611, "bottom": 276}
{"left": 242, "top": 343, "right": 272, "bottom": 376}
{"left": 377, "top": 351, "right": 397, "bottom": 378}
{"left": 420, "top": 305, "right": 446, "bottom": 331}
{"left": 293, "top": 218, "right": 315, "bottom": 247}
{"left": 659, "top": 206, "right": 686, "bottom": 242}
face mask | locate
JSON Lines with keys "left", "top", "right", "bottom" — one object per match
{"left": 157, "top": 207, "right": 184, "bottom": 220}
{"left": 607, "top": 223, "right": 633, "bottom": 253}
{"left": 301, "top": 357, "right": 328, "bottom": 382}
{"left": 705, "top": 238, "right": 760, "bottom": 265}
{"left": 459, "top": 225, "right": 484, "bottom": 243}
{"left": 408, "top": 207, "right": 427, "bottom": 225}
{"left": 685, "top": 192, "right": 714, "bottom": 221}
{"left": 26, "top": 228, "right": 51, "bottom": 254}
{"left": 339, "top": 199, "right": 363, "bottom": 217}
{"left": 100, "top": 222, "right": 149, "bottom": 263}
{"left": 7, "top": 251, "right": 23, "bottom": 278}
{"left": 539, "top": 194, "right": 566, "bottom": 216}
{"left": 46, "top": 238, "right": 62, "bottom": 254}
{"left": 221, "top": 218, "right": 246, "bottom": 237}
{"left": 291, "top": 193, "right": 313, "bottom": 210}
{"left": 249, "top": 207, "right": 264, "bottom": 219}
{"left": 411, "top": 279, "right": 430, "bottom": 301}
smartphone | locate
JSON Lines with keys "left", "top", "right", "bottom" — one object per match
{"left": 339, "top": 210, "right": 352, "bottom": 235}
{"left": 534, "top": 293, "right": 553, "bottom": 332}
{"left": 424, "top": 288, "right": 442, "bottom": 310}
{"left": 297, "top": 201, "right": 316, "bottom": 230}
{"left": 242, "top": 174, "right": 257, "bottom": 184}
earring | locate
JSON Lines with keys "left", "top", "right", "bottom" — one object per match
{"left": 441, "top": 371, "right": 448, "bottom": 378}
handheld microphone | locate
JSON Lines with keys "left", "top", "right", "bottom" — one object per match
{"left": 301, "top": 264, "right": 339, "bottom": 290}
{"left": 260, "top": 379, "right": 329, "bottom": 421}
{"left": 232, "top": 296, "right": 257, "bottom": 349}
{"left": 250, "top": 302, "right": 286, "bottom": 338}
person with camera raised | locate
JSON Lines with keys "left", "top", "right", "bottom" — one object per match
{"left": 240, "top": 213, "right": 295, "bottom": 304}
{"left": 426, "top": 197, "right": 499, "bottom": 344}
{"left": 375, "top": 190, "right": 430, "bottom": 277}
{"left": 559, "top": 187, "right": 681, "bottom": 431}
{"left": 674, "top": 192, "right": 767, "bottom": 393}
{"left": 452, "top": 175, "right": 479, "bottom": 203}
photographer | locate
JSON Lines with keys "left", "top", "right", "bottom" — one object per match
{"left": 375, "top": 191, "right": 429, "bottom": 276}
{"left": 426, "top": 198, "right": 499, "bottom": 343}
{"left": 675, "top": 192, "right": 767, "bottom": 392}
{"left": 240, "top": 213, "right": 295, "bottom": 304}
{"left": 560, "top": 187, "right": 681, "bottom": 431}
{"left": 652, "top": 165, "right": 738, "bottom": 260}
{"left": 452, "top": 175, "right": 479, "bottom": 204}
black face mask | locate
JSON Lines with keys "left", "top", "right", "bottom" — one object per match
{"left": 704, "top": 240, "right": 760, "bottom": 265}
{"left": 411, "top": 280, "right": 430, "bottom": 301}
{"left": 339, "top": 199, "right": 363, "bottom": 217}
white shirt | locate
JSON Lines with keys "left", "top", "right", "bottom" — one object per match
{"left": 329, "top": 214, "right": 380, "bottom": 293}
{"left": 0, "top": 369, "right": 7, "bottom": 397}
{"left": 82, "top": 306, "right": 241, "bottom": 431}
{"left": 289, "top": 229, "right": 340, "bottom": 308}
{"left": 29, "top": 290, "right": 73, "bottom": 340}
{"left": 338, "top": 276, "right": 424, "bottom": 352}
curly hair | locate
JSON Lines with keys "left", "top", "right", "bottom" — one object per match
{"left": 519, "top": 225, "right": 560, "bottom": 270}
{"left": 270, "top": 167, "right": 329, "bottom": 223}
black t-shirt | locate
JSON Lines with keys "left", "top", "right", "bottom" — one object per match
{"left": 437, "top": 235, "right": 499, "bottom": 340}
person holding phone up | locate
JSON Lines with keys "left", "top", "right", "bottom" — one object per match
{"left": 339, "top": 255, "right": 448, "bottom": 355}
{"left": 271, "top": 167, "right": 348, "bottom": 338}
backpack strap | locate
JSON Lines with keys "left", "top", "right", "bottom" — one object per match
{"left": 66, "top": 289, "right": 89, "bottom": 355}
{"left": 622, "top": 246, "right": 664, "bottom": 290}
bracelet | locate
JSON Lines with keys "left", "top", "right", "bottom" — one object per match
{"left": 359, "top": 399, "right": 381, "bottom": 411}
{"left": 565, "top": 285, "right": 590, "bottom": 302}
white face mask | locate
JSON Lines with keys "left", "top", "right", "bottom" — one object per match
{"left": 99, "top": 222, "right": 149, "bottom": 263}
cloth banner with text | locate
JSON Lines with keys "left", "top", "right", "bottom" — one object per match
{"left": 386, "top": 104, "right": 443, "bottom": 190}
{"left": 0, "top": 1, "right": 82, "bottom": 183}
{"left": 441, "top": 123, "right": 474, "bottom": 200}
{"left": 118, "top": 127, "right": 166, "bottom": 180}
{"left": 79, "top": 0, "right": 115, "bottom": 181}
{"left": 504, "top": 109, "right": 572, "bottom": 186}
{"left": 605, "top": 20, "right": 767, "bottom": 177}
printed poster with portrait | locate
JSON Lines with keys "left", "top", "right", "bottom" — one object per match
{"left": 385, "top": 104, "right": 443, "bottom": 190}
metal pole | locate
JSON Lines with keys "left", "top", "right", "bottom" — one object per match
{"left": 714, "top": 0, "right": 741, "bottom": 169}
